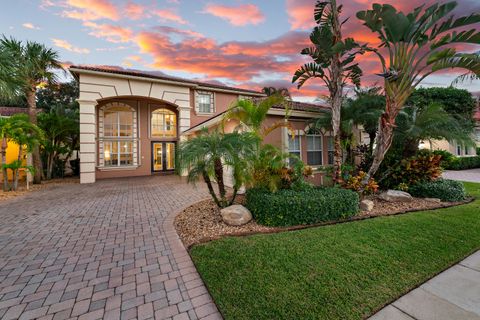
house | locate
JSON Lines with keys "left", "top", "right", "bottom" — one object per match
{"left": 70, "top": 66, "right": 336, "bottom": 184}
{"left": 0, "top": 107, "right": 30, "bottom": 182}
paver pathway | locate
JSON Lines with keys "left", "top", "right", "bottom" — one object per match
{"left": 370, "top": 250, "right": 480, "bottom": 320}
{"left": 0, "top": 176, "right": 222, "bottom": 320}
{"left": 443, "top": 168, "right": 480, "bottom": 183}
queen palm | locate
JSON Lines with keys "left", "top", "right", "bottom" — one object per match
{"left": 176, "top": 129, "right": 259, "bottom": 208}
{"left": 356, "top": 2, "right": 480, "bottom": 182}
{"left": 292, "top": 0, "right": 367, "bottom": 182}
{"left": 0, "top": 36, "right": 63, "bottom": 183}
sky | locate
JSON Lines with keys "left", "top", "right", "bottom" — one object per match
{"left": 1, "top": 0, "right": 479, "bottom": 102}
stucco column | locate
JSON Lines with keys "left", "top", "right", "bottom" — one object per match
{"left": 177, "top": 101, "right": 191, "bottom": 133}
{"left": 79, "top": 100, "right": 97, "bottom": 184}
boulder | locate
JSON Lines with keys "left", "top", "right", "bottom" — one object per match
{"left": 220, "top": 205, "right": 252, "bottom": 226}
{"left": 425, "top": 197, "right": 441, "bottom": 203}
{"left": 379, "top": 190, "right": 413, "bottom": 202}
{"left": 360, "top": 199, "right": 374, "bottom": 211}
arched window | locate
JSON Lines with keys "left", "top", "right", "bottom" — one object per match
{"left": 151, "top": 108, "right": 177, "bottom": 138}
{"left": 99, "top": 102, "right": 137, "bottom": 167}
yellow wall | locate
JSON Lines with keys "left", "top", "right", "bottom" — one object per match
{"left": 1, "top": 141, "right": 27, "bottom": 181}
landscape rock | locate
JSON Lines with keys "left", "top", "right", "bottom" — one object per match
{"left": 360, "top": 199, "right": 375, "bottom": 211}
{"left": 379, "top": 190, "right": 413, "bottom": 202}
{"left": 220, "top": 205, "right": 252, "bottom": 226}
{"left": 424, "top": 198, "right": 441, "bottom": 203}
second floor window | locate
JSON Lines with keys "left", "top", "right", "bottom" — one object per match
{"left": 196, "top": 91, "right": 214, "bottom": 113}
{"left": 151, "top": 108, "right": 177, "bottom": 138}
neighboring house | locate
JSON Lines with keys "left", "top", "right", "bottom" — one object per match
{"left": 70, "top": 66, "right": 337, "bottom": 184}
{"left": 0, "top": 107, "right": 30, "bottom": 182}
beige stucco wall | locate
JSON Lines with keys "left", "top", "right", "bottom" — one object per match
{"left": 77, "top": 71, "right": 192, "bottom": 183}
{"left": 424, "top": 139, "right": 476, "bottom": 157}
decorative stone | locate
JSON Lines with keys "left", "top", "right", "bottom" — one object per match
{"left": 425, "top": 198, "right": 441, "bottom": 203}
{"left": 379, "top": 190, "right": 413, "bottom": 202}
{"left": 220, "top": 205, "right": 252, "bottom": 226}
{"left": 360, "top": 199, "right": 374, "bottom": 211}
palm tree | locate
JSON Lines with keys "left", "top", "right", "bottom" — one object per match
{"left": 292, "top": 0, "right": 367, "bottom": 183}
{"left": 0, "top": 46, "right": 22, "bottom": 99}
{"left": 262, "top": 87, "right": 291, "bottom": 98}
{"left": 356, "top": 2, "right": 480, "bottom": 183}
{"left": 39, "top": 106, "right": 79, "bottom": 179}
{"left": 394, "top": 102, "right": 474, "bottom": 157}
{"left": 223, "top": 94, "right": 291, "bottom": 139}
{"left": 0, "top": 36, "right": 63, "bottom": 183}
{"left": 176, "top": 129, "right": 259, "bottom": 208}
{"left": 8, "top": 114, "right": 42, "bottom": 190}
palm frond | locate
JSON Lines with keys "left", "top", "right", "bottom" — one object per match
{"left": 292, "top": 63, "right": 326, "bottom": 88}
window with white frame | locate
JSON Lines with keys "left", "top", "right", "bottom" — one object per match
{"left": 288, "top": 134, "right": 301, "bottom": 166}
{"left": 306, "top": 134, "right": 322, "bottom": 166}
{"left": 99, "top": 103, "right": 136, "bottom": 167}
{"left": 195, "top": 91, "right": 214, "bottom": 113}
{"left": 327, "top": 136, "right": 334, "bottom": 165}
{"left": 151, "top": 108, "right": 177, "bottom": 138}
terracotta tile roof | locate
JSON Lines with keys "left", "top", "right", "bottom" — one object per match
{"left": 69, "top": 65, "right": 265, "bottom": 95}
{"left": 273, "top": 100, "right": 329, "bottom": 113}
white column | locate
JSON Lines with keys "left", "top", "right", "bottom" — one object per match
{"left": 79, "top": 100, "right": 97, "bottom": 184}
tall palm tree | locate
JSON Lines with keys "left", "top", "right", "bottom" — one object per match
{"left": 292, "top": 0, "right": 367, "bottom": 183}
{"left": 356, "top": 2, "right": 480, "bottom": 183}
{"left": 0, "top": 36, "right": 63, "bottom": 183}
{"left": 176, "top": 129, "right": 259, "bottom": 208}
{"left": 0, "top": 47, "right": 22, "bottom": 99}
{"left": 223, "top": 94, "right": 291, "bottom": 139}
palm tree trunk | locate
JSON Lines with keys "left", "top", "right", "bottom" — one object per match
{"left": 26, "top": 89, "right": 42, "bottom": 184}
{"left": 1, "top": 138, "right": 8, "bottom": 191}
{"left": 229, "top": 187, "right": 238, "bottom": 206}
{"left": 213, "top": 157, "right": 227, "bottom": 207}
{"left": 202, "top": 170, "right": 221, "bottom": 207}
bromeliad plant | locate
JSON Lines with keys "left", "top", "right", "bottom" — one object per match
{"left": 356, "top": 2, "right": 480, "bottom": 183}
{"left": 176, "top": 129, "right": 259, "bottom": 208}
{"left": 293, "top": 0, "right": 368, "bottom": 182}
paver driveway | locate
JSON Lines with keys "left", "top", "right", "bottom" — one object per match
{"left": 0, "top": 176, "right": 221, "bottom": 320}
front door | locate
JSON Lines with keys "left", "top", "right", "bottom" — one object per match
{"left": 152, "top": 142, "right": 175, "bottom": 172}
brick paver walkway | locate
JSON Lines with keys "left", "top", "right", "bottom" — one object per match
{"left": 0, "top": 176, "right": 222, "bottom": 320}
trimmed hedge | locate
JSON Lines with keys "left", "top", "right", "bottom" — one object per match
{"left": 409, "top": 179, "right": 466, "bottom": 202}
{"left": 446, "top": 156, "right": 480, "bottom": 170}
{"left": 245, "top": 187, "right": 359, "bottom": 227}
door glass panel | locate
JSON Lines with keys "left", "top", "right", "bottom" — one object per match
{"left": 153, "top": 143, "right": 163, "bottom": 171}
{"left": 166, "top": 143, "right": 175, "bottom": 170}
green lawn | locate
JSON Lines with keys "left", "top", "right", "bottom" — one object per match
{"left": 190, "top": 182, "right": 480, "bottom": 320}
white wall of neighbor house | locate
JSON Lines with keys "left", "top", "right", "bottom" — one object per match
{"left": 420, "top": 139, "right": 477, "bottom": 157}
{"left": 76, "top": 71, "right": 192, "bottom": 184}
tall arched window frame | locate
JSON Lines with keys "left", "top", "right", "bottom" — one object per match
{"left": 98, "top": 102, "right": 138, "bottom": 167}
{"left": 151, "top": 108, "right": 177, "bottom": 138}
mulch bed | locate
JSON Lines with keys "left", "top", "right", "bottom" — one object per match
{"left": 175, "top": 194, "right": 471, "bottom": 248}
{"left": 0, "top": 177, "right": 79, "bottom": 202}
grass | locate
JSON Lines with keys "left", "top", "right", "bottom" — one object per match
{"left": 190, "top": 182, "right": 480, "bottom": 320}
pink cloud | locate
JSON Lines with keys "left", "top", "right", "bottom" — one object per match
{"left": 153, "top": 9, "right": 187, "bottom": 25}
{"left": 203, "top": 3, "right": 265, "bottom": 26}
{"left": 62, "top": 0, "right": 119, "bottom": 21}
{"left": 83, "top": 22, "right": 133, "bottom": 43}
{"left": 52, "top": 38, "right": 90, "bottom": 54}
{"left": 124, "top": 2, "right": 145, "bottom": 20}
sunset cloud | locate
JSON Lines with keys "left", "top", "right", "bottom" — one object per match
{"left": 62, "top": 0, "right": 119, "bottom": 21}
{"left": 153, "top": 9, "right": 187, "bottom": 25}
{"left": 124, "top": 2, "right": 145, "bottom": 20}
{"left": 203, "top": 4, "right": 265, "bottom": 26}
{"left": 52, "top": 38, "right": 90, "bottom": 54}
{"left": 83, "top": 22, "right": 133, "bottom": 43}
{"left": 22, "top": 22, "right": 40, "bottom": 30}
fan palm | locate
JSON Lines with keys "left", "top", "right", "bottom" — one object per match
{"left": 356, "top": 2, "right": 480, "bottom": 182}
{"left": 394, "top": 102, "right": 474, "bottom": 157}
{"left": 176, "top": 129, "right": 259, "bottom": 208}
{"left": 0, "top": 36, "right": 63, "bottom": 183}
{"left": 292, "top": 0, "right": 368, "bottom": 182}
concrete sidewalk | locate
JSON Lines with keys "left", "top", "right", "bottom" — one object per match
{"left": 443, "top": 169, "right": 480, "bottom": 183}
{"left": 370, "top": 250, "right": 480, "bottom": 320}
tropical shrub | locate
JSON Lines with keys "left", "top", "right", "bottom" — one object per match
{"left": 379, "top": 153, "right": 443, "bottom": 190}
{"left": 446, "top": 156, "right": 480, "bottom": 170}
{"left": 343, "top": 171, "right": 379, "bottom": 195}
{"left": 246, "top": 187, "right": 359, "bottom": 227}
{"left": 428, "top": 150, "right": 455, "bottom": 168}
{"left": 409, "top": 179, "right": 466, "bottom": 202}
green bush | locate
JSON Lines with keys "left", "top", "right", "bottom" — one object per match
{"left": 428, "top": 150, "right": 455, "bottom": 168}
{"left": 246, "top": 187, "right": 359, "bottom": 227}
{"left": 409, "top": 179, "right": 466, "bottom": 202}
{"left": 446, "top": 156, "right": 480, "bottom": 170}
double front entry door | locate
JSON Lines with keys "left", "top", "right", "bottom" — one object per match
{"left": 152, "top": 142, "right": 175, "bottom": 172}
